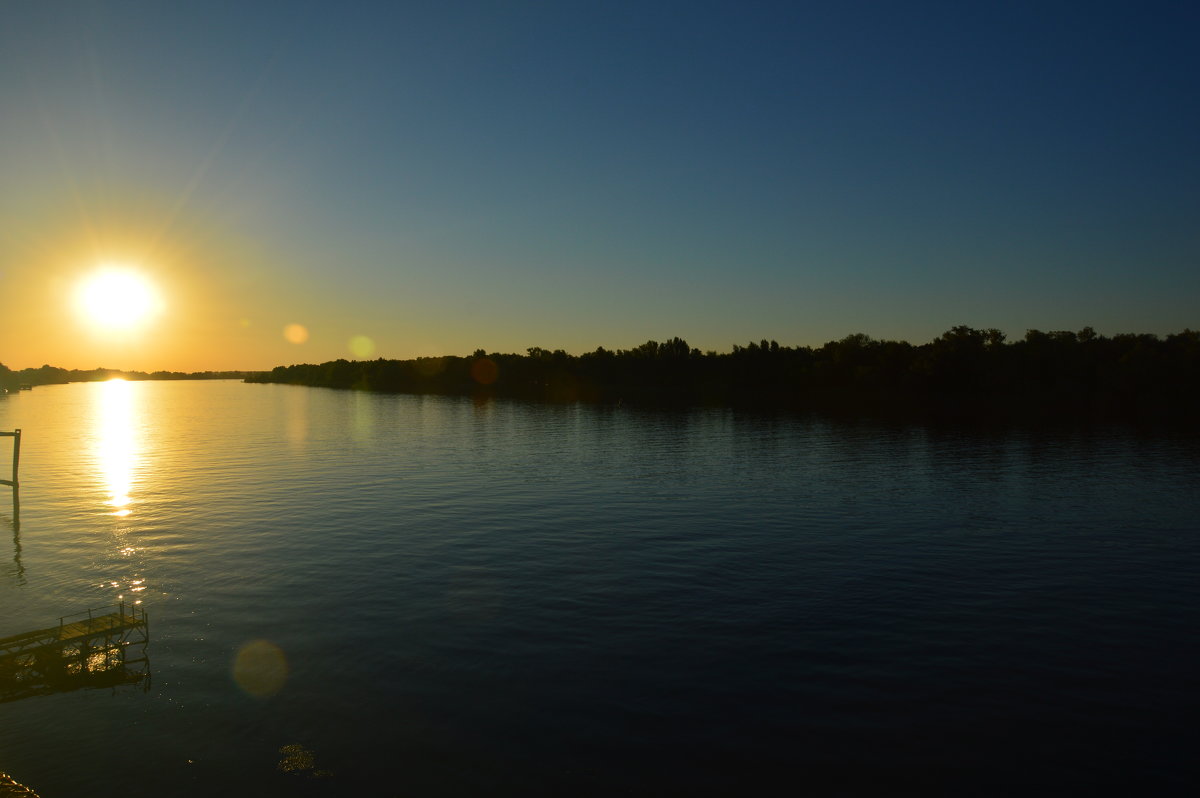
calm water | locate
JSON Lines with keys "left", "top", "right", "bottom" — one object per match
{"left": 1, "top": 381, "right": 1198, "bottom": 796}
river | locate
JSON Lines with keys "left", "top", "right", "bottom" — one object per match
{"left": 1, "top": 380, "right": 1197, "bottom": 795}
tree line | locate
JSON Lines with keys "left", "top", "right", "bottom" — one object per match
{"left": 0, "top": 364, "right": 256, "bottom": 391}
{"left": 244, "top": 326, "right": 1200, "bottom": 422}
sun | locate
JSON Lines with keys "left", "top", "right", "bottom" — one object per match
{"left": 75, "top": 266, "right": 164, "bottom": 331}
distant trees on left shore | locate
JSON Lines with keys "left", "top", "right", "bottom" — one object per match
{"left": 0, "top": 363, "right": 258, "bottom": 391}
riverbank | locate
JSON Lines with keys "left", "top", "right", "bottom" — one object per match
{"left": 244, "top": 327, "right": 1200, "bottom": 424}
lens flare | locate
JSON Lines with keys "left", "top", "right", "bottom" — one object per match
{"left": 470, "top": 358, "right": 499, "bottom": 385}
{"left": 284, "top": 323, "right": 309, "bottom": 344}
{"left": 349, "top": 335, "right": 375, "bottom": 359}
{"left": 233, "top": 639, "right": 289, "bottom": 697}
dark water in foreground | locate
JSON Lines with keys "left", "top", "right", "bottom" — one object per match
{"left": 1, "top": 381, "right": 1197, "bottom": 796}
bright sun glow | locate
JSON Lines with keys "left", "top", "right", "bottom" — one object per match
{"left": 75, "top": 266, "right": 164, "bottom": 331}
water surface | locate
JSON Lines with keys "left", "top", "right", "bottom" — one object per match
{"left": 1, "top": 381, "right": 1197, "bottom": 795}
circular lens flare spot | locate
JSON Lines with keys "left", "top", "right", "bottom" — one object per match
{"left": 471, "top": 358, "right": 499, "bottom": 385}
{"left": 284, "top": 324, "right": 309, "bottom": 344}
{"left": 233, "top": 639, "right": 289, "bottom": 697}
{"left": 349, "top": 335, "right": 375, "bottom": 359}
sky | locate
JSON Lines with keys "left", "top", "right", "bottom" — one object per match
{"left": 1, "top": 0, "right": 1197, "bottom": 372}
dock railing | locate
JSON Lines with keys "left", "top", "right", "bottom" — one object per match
{"left": 56, "top": 600, "right": 146, "bottom": 633}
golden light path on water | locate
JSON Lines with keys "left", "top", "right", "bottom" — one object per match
{"left": 96, "top": 378, "right": 137, "bottom": 516}
{"left": 92, "top": 378, "right": 148, "bottom": 606}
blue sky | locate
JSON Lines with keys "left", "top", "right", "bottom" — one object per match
{"left": 1, "top": 1, "right": 1196, "bottom": 370}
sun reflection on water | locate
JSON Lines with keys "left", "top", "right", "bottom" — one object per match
{"left": 90, "top": 379, "right": 151, "bottom": 603}
{"left": 95, "top": 378, "right": 140, "bottom": 515}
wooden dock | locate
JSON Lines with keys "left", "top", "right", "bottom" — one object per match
{"left": 0, "top": 770, "right": 40, "bottom": 798}
{"left": 0, "top": 603, "right": 150, "bottom": 703}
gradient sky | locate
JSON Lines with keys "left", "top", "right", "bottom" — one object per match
{"left": 2, "top": 0, "right": 1197, "bottom": 372}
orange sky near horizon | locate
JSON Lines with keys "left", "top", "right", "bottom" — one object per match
{"left": 1, "top": 206, "right": 266, "bottom": 372}
{"left": 0, "top": 202, "right": 405, "bottom": 373}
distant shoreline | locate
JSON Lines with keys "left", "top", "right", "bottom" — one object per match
{"left": 0, "top": 367, "right": 261, "bottom": 392}
{"left": 7, "top": 327, "right": 1196, "bottom": 423}
{"left": 242, "top": 327, "right": 1200, "bottom": 424}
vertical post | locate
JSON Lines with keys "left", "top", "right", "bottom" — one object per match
{"left": 10, "top": 429, "right": 18, "bottom": 489}
{"left": 1, "top": 429, "right": 16, "bottom": 488}
{"left": 2, "top": 431, "right": 17, "bottom": 534}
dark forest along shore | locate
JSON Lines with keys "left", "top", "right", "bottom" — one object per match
{"left": 1, "top": 380, "right": 1198, "bottom": 796}
{"left": 246, "top": 326, "right": 1200, "bottom": 422}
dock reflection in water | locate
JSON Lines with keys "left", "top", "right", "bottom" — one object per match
{"left": 3, "top": 486, "right": 19, "bottom": 586}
